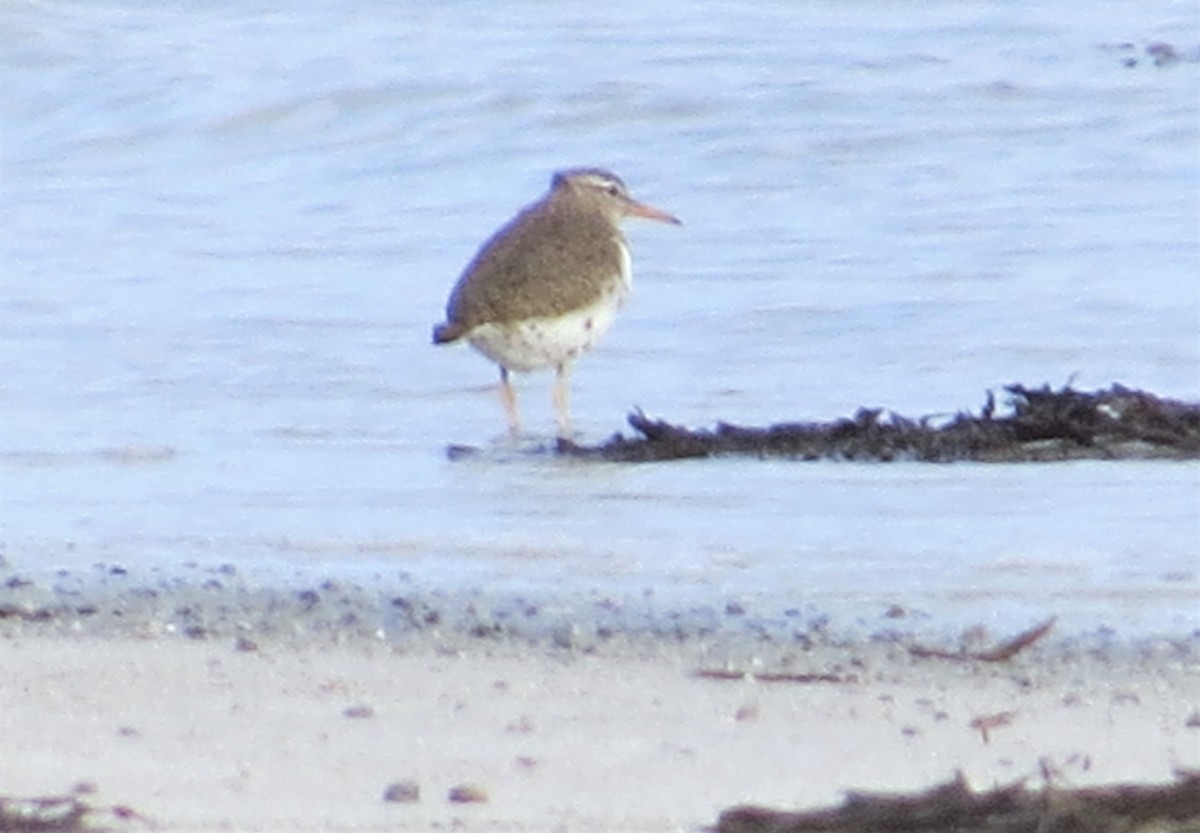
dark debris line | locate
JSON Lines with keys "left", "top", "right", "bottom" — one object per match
{"left": 558, "top": 384, "right": 1200, "bottom": 463}
{"left": 715, "top": 772, "right": 1200, "bottom": 833}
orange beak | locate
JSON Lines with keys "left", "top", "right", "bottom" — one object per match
{"left": 624, "top": 199, "right": 682, "bottom": 225}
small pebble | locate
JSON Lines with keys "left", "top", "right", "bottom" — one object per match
{"left": 1146, "top": 41, "right": 1179, "bottom": 66}
{"left": 551, "top": 623, "right": 579, "bottom": 650}
{"left": 383, "top": 779, "right": 420, "bottom": 803}
{"left": 342, "top": 704, "right": 375, "bottom": 719}
{"left": 734, "top": 703, "right": 760, "bottom": 722}
{"left": 448, "top": 784, "right": 488, "bottom": 804}
{"left": 504, "top": 715, "right": 535, "bottom": 734}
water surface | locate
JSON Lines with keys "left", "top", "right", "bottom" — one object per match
{"left": 2, "top": 0, "right": 1198, "bottom": 638}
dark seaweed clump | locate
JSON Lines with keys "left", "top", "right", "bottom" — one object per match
{"left": 716, "top": 773, "right": 1200, "bottom": 833}
{"left": 560, "top": 384, "right": 1200, "bottom": 463}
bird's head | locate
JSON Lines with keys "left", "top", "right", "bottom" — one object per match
{"left": 550, "top": 168, "right": 682, "bottom": 226}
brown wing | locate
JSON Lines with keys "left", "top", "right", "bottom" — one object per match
{"left": 443, "top": 202, "right": 624, "bottom": 331}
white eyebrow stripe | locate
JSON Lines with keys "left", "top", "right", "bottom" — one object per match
{"left": 579, "top": 173, "right": 624, "bottom": 191}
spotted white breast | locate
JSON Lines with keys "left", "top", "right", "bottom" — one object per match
{"left": 466, "top": 244, "right": 632, "bottom": 373}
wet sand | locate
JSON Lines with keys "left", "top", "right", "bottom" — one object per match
{"left": 3, "top": 566, "right": 1197, "bottom": 832}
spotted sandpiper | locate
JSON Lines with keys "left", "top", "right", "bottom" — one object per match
{"left": 432, "top": 168, "right": 681, "bottom": 438}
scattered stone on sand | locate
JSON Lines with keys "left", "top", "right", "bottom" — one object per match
{"left": 341, "top": 704, "right": 376, "bottom": 719}
{"left": 447, "top": 784, "right": 489, "bottom": 804}
{"left": 382, "top": 780, "right": 420, "bottom": 804}
{"left": 715, "top": 773, "right": 1200, "bottom": 833}
{"left": 558, "top": 384, "right": 1200, "bottom": 463}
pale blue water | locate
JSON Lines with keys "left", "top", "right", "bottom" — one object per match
{"left": 2, "top": 0, "right": 1198, "bottom": 638}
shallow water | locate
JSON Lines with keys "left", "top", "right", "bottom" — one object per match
{"left": 2, "top": 0, "right": 1198, "bottom": 638}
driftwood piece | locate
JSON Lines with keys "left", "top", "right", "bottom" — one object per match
{"left": 0, "top": 797, "right": 89, "bottom": 832}
{"left": 716, "top": 772, "right": 1200, "bottom": 833}
{"left": 693, "top": 669, "right": 855, "bottom": 685}
{"left": 968, "top": 711, "right": 1017, "bottom": 744}
{"left": 558, "top": 384, "right": 1200, "bottom": 463}
{"left": 909, "top": 617, "right": 1057, "bottom": 663}
{"left": 0, "top": 794, "right": 149, "bottom": 832}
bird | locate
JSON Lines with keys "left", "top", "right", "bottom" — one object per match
{"left": 432, "top": 168, "right": 681, "bottom": 439}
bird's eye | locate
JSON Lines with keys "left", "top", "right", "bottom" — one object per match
{"left": 606, "top": 185, "right": 620, "bottom": 196}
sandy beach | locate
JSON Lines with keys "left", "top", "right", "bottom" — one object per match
{"left": 4, "top": 614, "right": 1197, "bottom": 832}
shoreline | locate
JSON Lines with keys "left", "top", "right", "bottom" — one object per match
{"left": 3, "top": 554, "right": 1197, "bottom": 653}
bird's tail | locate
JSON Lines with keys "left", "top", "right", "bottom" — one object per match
{"left": 432, "top": 321, "right": 466, "bottom": 344}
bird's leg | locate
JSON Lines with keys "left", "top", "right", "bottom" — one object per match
{"left": 553, "top": 362, "right": 573, "bottom": 438}
{"left": 499, "top": 367, "right": 520, "bottom": 437}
